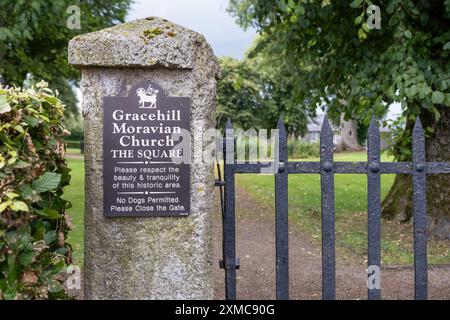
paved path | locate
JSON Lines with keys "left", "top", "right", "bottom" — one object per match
{"left": 65, "top": 153, "right": 84, "bottom": 160}
{"left": 213, "top": 187, "right": 450, "bottom": 300}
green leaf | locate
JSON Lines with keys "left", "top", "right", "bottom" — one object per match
{"left": 431, "top": 91, "right": 445, "bottom": 104}
{"left": 404, "top": 30, "right": 412, "bottom": 39}
{"left": 5, "top": 192, "right": 19, "bottom": 199}
{"left": 362, "top": 22, "right": 370, "bottom": 33}
{"left": 444, "top": 93, "right": 450, "bottom": 107}
{"left": 444, "top": 42, "right": 450, "bottom": 50}
{"left": 10, "top": 201, "right": 29, "bottom": 212}
{"left": 43, "top": 95, "right": 58, "bottom": 106}
{"left": 358, "top": 28, "right": 367, "bottom": 40}
{"left": 386, "top": 0, "right": 398, "bottom": 14}
{"left": 0, "top": 200, "right": 12, "bottom": 213}
{"left": 44, "top": 230, "right": 57, "bottom": 244}
{"left": 33, "top": 208, "right": 61, "bottom": 220}
{"left": 18, "top": 250, "right": 37, "bottom": 266}
{"left": 354, "top": 15, "right": 363, "bottom": 25}
{"left": 399, "top": 146, "right": 412, "bottom": 155}
{"left": 47, "top": 279, "right": 63, "bottom": 293}
{"left": 13, "top": 125, "right": 24, "bottom": 133}
{"left": 32, "top": 172, "right": 61, "bottom": 193}
{"left": 277, "top": 0, "right": 288, "bottom": 12}
{"left": 23, "top": 115, "right": 39, "bottom": 127}
{"left": 11, "top": 160, "right": 29, "bottom": 169}
{"left": 5, "top": 227, "right": 31, "bottom": 251}
{"left": 18, "top": 184, "right": 34, "bottom": 200}
{"left": 3, "top": 288, "right": 17, "bottom": 300}
{"left": 0, "top": 95, "right": 11, "bottom": 114}
{"left": 350, "top": 0, "right": 363, "bottom": 8}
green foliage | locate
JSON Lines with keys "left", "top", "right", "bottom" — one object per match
{"left": 64, "top": 113, "right": 84, "bottom": 140}
{"left": 228, "top": 0, "right": 450, "bottom": 160}
{"left": 217, "top": 57, "right": 267, "bottom": 129}
{"left": 287, "top": 139, "right": 319, "bottom": 159}
{"left": 217, "top": 55, "right": 310, "bottom": 136}
{"left": 0, "top": 0, "right": 132, "bottom": 115}
{"left": 0, "top": 81, "right": 72, "bottom": 299}
{"left": 233, "top": 132, "right": 319, "bottom": 161}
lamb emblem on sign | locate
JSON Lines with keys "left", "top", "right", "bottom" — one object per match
{"left": 136, "top": 85, "right": 159, "bottom": 108}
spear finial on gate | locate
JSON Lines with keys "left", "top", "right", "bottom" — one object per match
{"left": 368, "top": 115, "right": 380, "bottom": 162}
{"left": 277, "top": 116, "right": 286, "bottom": 132}
{"left": 226, "top": 118, "right": 233, "bottom": 129}
{"left": 276, "top": 116, "right": 287, "bottom": 166}
{"left": 320, "top": 115, "right": 333, "bottom": 140}
{"left": 412, "top": 117, "right": 425, "bottom": 163}
{"left": 369, "top": 115, "right": 379, "bottom": 132}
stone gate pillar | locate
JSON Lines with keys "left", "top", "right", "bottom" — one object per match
{"left": 68, "top": 17, "right": 219, "bottom": 299}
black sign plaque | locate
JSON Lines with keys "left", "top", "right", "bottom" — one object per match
{"left": 103, "top": 80, "right": 190, "bottom": 217}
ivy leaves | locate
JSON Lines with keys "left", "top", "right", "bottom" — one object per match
{"left": 32, "top": 172, "right": 61, "bottom": 193}
{"left": 431, "top": 91, "right": 446, "bottom": 104}
{"left": 0, "top": 82, "right": 71, "bottom": 300}
{"left": 0, "top": 96, "right": 11, "bottom": 114}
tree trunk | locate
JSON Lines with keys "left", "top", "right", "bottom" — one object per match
{"left": 335, "top": 113, "right": 362, "bottom": 151}
{"left": 382, "top": 105, "right": 450, "bottom": 239}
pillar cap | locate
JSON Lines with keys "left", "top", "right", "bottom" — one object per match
{"left": 68, "top": 17, "right": 219, "bottom": 75}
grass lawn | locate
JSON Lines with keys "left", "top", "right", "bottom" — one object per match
{"left": 63, "top": 151, "right": 450, "bottom": 267}
{"left": 237, "top": 152, "right": 450, "bottom": 265}
{"left": 65, "top": 158, "right": 85, "bottom": 265}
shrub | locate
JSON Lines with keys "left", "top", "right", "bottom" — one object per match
{"left": 287, "top": 138, "right": 320, "bottom": 159}
{"left": 232, "top": 131, "right": 320, "bottom": 161}
{"left": 0, "top": 81, "right": 72, "bottom": 299}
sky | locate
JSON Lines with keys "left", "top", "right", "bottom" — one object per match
{"left": 126, "top": 0, "right": 257, "bottom": 59}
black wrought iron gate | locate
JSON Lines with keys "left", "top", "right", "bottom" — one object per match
{"left": 216, "top": 115, "right": 450, "bottom": 300}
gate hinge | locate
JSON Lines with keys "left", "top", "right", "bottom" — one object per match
{"left": 219, "top": 258, "right": 240, "bottom": 270}
{"left": 215, "top": 179, "right": 225, "bottom": 187}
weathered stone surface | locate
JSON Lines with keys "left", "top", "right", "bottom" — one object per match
{"left": 69, "top": 17, "right": 219, "bottom": 299}
{"left": 69, "top": 17, "right": 220, "bottom": 71}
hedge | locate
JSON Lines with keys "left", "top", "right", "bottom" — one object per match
{"left": 0, "top": 81, "right": 72, "bottom": 299}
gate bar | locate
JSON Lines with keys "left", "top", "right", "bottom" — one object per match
{"left": 234, "top": 162, "right": 450, "bottom": 174}
{"left": 223, "top": 119, "right": 237, "bottom": 300}
{"left": 320, "top": 116, "right": 336, "bottom": 300}
{"left": 367, "top": 117, "right": 381, "bottom": 299}
{"left": 412, "top": 118, "right": 428, "bottom": 300}
{"left": 275, "top": 118, "right": 289, "bottom": 299}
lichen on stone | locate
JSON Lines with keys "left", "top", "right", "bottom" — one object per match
{"left": 142, "top": 28, "right": 165, "bottom": 41}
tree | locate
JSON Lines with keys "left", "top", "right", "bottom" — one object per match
{"left": 217, "top": 49, "right": 311, "bottom": 135}
{"left": 335, "top": 114, "right": 363, "bottom": 152}
{"left": 217, "top": 57, "right": 267, "bottom": 129}
{"left": 229, "top": 0, "right": 450, "bottom": 237}
{"left": 0, "top": 0, "right": 131, "bottom": 115}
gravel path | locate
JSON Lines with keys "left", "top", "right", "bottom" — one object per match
{"left": 65, "top": 153, "right": 84, "bottom": 160}
{"left": 213, "top": 187, "right": 450, "bottom": 300}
